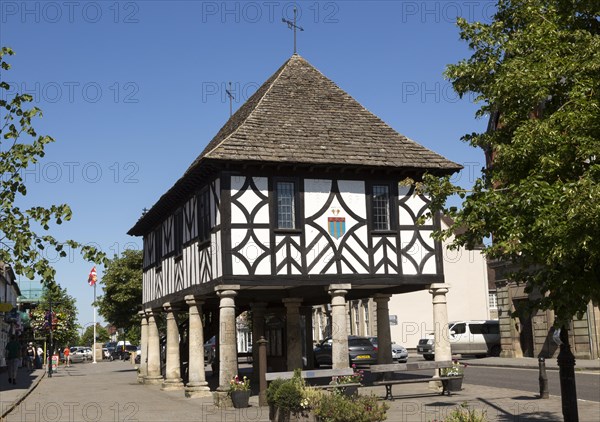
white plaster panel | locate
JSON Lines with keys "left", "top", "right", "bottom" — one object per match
{"left": 304, "top": 179, "right": 332, "bottom": 218}
{"left": 307, "top": 235, "right": 331, "bottom": 274}
{"left": 231, "top": 202, "right": 249, "bottom": 225}
{"left": 338, "top": 180, "right": 367, "bottom": 219}
{"left": 212, "top": 231, "right": 222, "bottom": 279}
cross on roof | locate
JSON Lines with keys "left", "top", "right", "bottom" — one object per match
{"left": 282, "top": 7, "right": 304, "bottom": 54}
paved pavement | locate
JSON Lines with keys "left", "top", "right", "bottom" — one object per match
{"left": 1, "top": 358, "right": 599, "bottom": 421}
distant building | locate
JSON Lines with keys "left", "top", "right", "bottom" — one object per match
{"left": 0, "top": 263, "right": 21, "bottom": 367}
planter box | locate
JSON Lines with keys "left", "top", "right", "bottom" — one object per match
{"left": 446, "top": 377, "right": 463, "bottom": 392}
{"left": 231, "top": 390, "right": 251, "bottom": 408}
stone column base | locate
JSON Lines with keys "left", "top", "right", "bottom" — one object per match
{"left": 213, "top": 390, "right": 233, "bottom": 408}
{"left": 137, "top": 374, "right": 145, "bottom": 384}
{"left": 161, "top": 378, "right": 184, "bottom": 391}
{"left": 144, "top": 375, "right": 163, "bottom": 385}
{"left": 185, "top": 382, "right": 212, "bottom": 398}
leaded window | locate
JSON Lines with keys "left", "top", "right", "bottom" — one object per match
{"left": 276, "top": 181, "right": 296, "bottom": 229}
{"left": 372, "top": 185, "right": 391, "bottom": 230}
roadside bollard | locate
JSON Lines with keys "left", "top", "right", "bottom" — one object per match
{"left": 538, "top": 357, "right": 549, "bottom": 399}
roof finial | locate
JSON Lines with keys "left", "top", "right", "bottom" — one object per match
{"left": 282, "top": 6, "right": 304, "bottom": 55}
{"left": 225, "top": 82, "right": 235, "bottom": 118}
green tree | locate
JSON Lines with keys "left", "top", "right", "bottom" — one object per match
{"left": 79, "top": 324, "right": 110, "bottom": 347}
{"left": 0, "top": 47, "right": 106, "bottom": 285}
{"left": 97, "top": 249, "right": 143, "bottom": 335}
{"left": 423, "top": 0, "right": 600, "bottom": 327}
{"left": 30, "top": 283, "right": 79, "bottom": 349}
{"left": 421, "top": 2, "right": 599, "bottom": 419}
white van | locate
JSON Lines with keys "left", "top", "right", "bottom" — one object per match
{"left": 417, "top": 320, "right": 501, "bottom": 360}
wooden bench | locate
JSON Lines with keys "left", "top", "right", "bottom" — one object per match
{"left": 370, "top": 360, "right": 462, "bottom": 400}
{"left": 265, "top": 368, "right": 361, "bottom": 390}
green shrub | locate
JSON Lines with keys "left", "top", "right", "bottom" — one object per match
{"left": 314, "top": 393, "right": 389, "bottom": 422}
{"left": 268, "top": 369, "right": 307, "bottom": 415}
{"left": 266, "top": 378, "right": 286, "bottom": 406}
{"left": 273, "top": 380, "right": 304, "bottom": 413}
{"left": 443, "top": 403, "right": 488, "bottom": 422}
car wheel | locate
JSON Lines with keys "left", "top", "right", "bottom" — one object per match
{"left": 490, "top": 345, "right": 501, "bottom": 357}
{"left": 424, "top": 354, "right": 434, "bottom": 361}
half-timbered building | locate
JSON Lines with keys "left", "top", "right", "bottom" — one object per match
{"left": 128, "top": 54, "right": 462, "bottom": 400}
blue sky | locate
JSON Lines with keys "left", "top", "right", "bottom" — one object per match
{"left": 1, "top": 0, "right": 493, "bottom": 328}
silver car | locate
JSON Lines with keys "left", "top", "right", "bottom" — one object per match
{"left": 391, "top": 343, "right": 408, "bottom": 362}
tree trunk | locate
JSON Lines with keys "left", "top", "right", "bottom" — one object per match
{"left": 557, "top": 326, "right": 579, "bottom": 422}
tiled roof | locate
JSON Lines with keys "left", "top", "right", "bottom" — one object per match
{"left": 129, "top": 55, "right": 461, "bottom": 235}
{"left": 187, "top": 54, "right": 461, "bottom": 171}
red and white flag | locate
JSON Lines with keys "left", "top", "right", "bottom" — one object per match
{"left": 88, "top": 266, "right": 97, "bottom": 286}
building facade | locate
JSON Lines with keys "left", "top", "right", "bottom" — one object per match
{"left": 0, "top": 263, "right": 21, "bottom": 368}
{"left": 129, "top": 54, "right": 461, "bottom": 400}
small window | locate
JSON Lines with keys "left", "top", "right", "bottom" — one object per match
{"left": 276, "top": 181, "right": 296, "bottom": 229}
{"left": 482, "top": 323, "right": 499, "bottom": 335}
{"left": 469, "top": 324, "right": 483, "bottom": 335}
{"left": 372, "top": 185, "right": 391, "bottom": 230}
{"left": 451, "top": 323, "right": 466, "bottom": 334}
{"left": 174, "top": 208, "right": 183, "bottom": 257}
{"left": 488, "top": 292, "right": 498, "bottom": 309}
{"left": 198, "top": 188, "right": 211, "bottom": 243}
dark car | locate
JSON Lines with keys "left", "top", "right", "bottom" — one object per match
{"left": 313, "top": 336, "right": 378, "bottom": 367}
{"left": 112, "top": 344, "right": 138, "bottom": 360}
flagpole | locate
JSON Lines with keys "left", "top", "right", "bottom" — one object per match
{"left": 93, "top": 282, "right": 97, "bottom": 364}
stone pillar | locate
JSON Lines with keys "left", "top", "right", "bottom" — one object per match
{"left": 329, "top": 284, "right": 351, "bottom": 369}
{"left": 144, "top": 308, "right": 163, "bottom": 385}
{"left": 374, "top": 294, "right": 393, "bottom": 364}
{"left": 258, "top": 336, "right": 268, "bottom": 406}
{"left": 161, "top": 302, "right": 184, "bottom": 390}
{"left": 185, "top": 295, "right": 211, "bottom": 398}
{"left": 138, "top": 311, "right": 148, "bottom": 383}
{"left": 251, "top": 302, "right": 267, "bottom": 383}
{"left": 283, "top": 298, "right": 303, "bottom": 370}
{"left": 430, "top": 283, "right": 452, "bottom": 362}
{"left": 301, "top": 306, "right": 315, "bottom": 369}
{"left": 216, "top": 286, "right": 239, "bottom": 404}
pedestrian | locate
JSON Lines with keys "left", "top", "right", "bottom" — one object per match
{"left": 63, "top": 345, "right": 71, "bottom": 367}
{"left": 5, "top": 335, "right": 20, "bottom": 385}
{"left": 36, "top": 345, "right": 44, "bottom": 369}
{"left": 26, "top": 342, "right": 35, "bottom": 371}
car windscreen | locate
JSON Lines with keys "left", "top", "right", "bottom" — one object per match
{"left": 348, "top": 339, "right": 373, "bottom": 348}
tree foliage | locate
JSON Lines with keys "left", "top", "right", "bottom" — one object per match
{"left": 79, "top": 323, "right": 110, "bottom": 347}
{"left": 422, "top": 0, "right": 600, "bottom": 325}
{"left": 97, "top": 249, "right": 143, "bottom": 332}
{"left": 0, "top": 47, "right": 106, "bottom": 285}
{"left": 30, "top": 283, "right": 79, "bottom": 347}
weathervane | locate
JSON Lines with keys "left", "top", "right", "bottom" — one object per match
{"left": 282, "top": 6, "right": 304, "bottom": 54}
{"left": 225, "top": 82, "right": 235, "bottom": 117}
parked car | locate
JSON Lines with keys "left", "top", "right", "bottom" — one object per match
{"left": 366, "top": 336, "right": 408, "bottom": 363}
{"left": 313, "top": 336, "right": 377, "bottom": 367}
{"left": 112, "top": 344, "right": 138, "bottom": 360}
{"left": 417, "top": 320, "right": 501, "bottom": 360}
{"left": 135, "top": 346, "right": 141, "bottom": 364}
{"left": 69, "top": 347, "right": 92, "bottom": 363}
{"left": 391, "top": 343, "right": 408, "bottom": 362}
